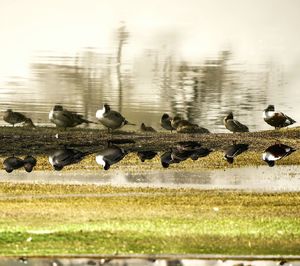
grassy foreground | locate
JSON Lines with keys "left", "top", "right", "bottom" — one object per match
{"left": 0, "top": 183, "right": 299, "bottom": 255}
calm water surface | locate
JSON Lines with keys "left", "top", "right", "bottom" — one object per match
{"left": 0, "top": 49, "right": 296, "bottom": 133}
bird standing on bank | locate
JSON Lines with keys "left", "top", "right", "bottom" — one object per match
{"left": 3, "top": 109, "right": 27, "bottom": 127}
{"left": 140, "top": 123, "right": 156, "bottom": 132}
{"left": 96, "top": 104, "right": 134, "bottom": 132}
{"left": 49, "top": 105, "right": 94, "bottom": 129}
{"left": 263, "top": 105, "right": 296, "bottom": 129}
{"left": 223, "top": 112, "right": 249, "bottom": 133}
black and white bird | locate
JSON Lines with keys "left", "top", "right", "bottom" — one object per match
{"left": 224, "top": 143, "right": 249, "bottom": 164}
{"left": 224, "top": 112, "right": 249, "bottom": 133}
{"left": 263, "top": 105, "right": 296, "bottom": 129}
{"left": 95, "top": 145, "right": 127, "bottom": 170}
{"left": 262, "top": 143, "right": 296, "bottom": 167}
{"left": 96, "top": 104, "right": 134, "bottom": 132}
{"left": 3, "top": 109, "right": 27, "bottom": 127}
{"left": 49, "top": 105, "right": 94, "bottom": 129}
{"left": 49, "top": 148, "right": 89, "bottom": 170}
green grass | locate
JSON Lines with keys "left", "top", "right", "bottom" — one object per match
{"left": 0, "top": 183, "right": 299, "bottom": 255}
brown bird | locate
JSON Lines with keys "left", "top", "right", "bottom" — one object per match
{"left": 3, "top": 109, "right": 27, "bottom": 126}
{"left": 223, "top": 112, "right": 249, "bottom": 133}
{"left": 140, "top": 123, "right": 156, "bottom": 132}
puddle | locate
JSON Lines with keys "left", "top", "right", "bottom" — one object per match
{"left": 1, "top": 257, "right": 300, "bottom": 266}
{"left": 1, "top": 165, "right": 300, "bottom": 192}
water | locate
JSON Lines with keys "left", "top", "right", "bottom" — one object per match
{"left": 2, "top": 165, "right": 300, "bottom": 192}
{"left": 0, "top": 48, "right": 295, "bottom": 133}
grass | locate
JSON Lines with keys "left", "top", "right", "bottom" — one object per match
{"left": 0, "top": 183, "right": 299, "bottom": 255}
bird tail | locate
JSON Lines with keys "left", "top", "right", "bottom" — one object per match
{"left": 124, "top": 120, "right": 136, "bottom": 126}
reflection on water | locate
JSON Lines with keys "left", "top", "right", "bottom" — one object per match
{"left": 2, "top": 165, "right": 300, "bottom": 192}
{"left": 0, "top": 47, "right": 289, "bottom": 132}
{"left": 0, "top": 257, "right": 299, "bottom": 266}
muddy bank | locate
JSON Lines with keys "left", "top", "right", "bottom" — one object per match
{"left": 0, "top": 126, "right": 299, "bottom": 170}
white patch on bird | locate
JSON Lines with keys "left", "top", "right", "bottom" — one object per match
{"left": 96, "top": 107, "right": 106, "bottom": 119}
{"left": 48, "top": 156, "right": 54, "bottom": 166}
{"left": 285, "top": 147, "right": 291, "bottom": 152}
{"left": 49, "top": 110, "right": 54, "bottom": 120}
{"left": 263, "top": 111, "right": 275, "bottom": 119}
{"left": 285, "top": 119, "right": 291, "bottom": 124}
{"left": 262, "top": 152, "right": 279, "bottom": 161}
{"left": 96, "top": 155, "right": 106, "bottom": 168}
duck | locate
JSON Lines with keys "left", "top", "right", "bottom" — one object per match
{"left": 190, "top": 147, "right": 212, "bottom": 160}
{"left": 160, "top": 151, "right": 174, "bottom": 168}
{"left": 223, "top": 112, "right": 249, "bottom": 133}
{"left": 96, "top": 104, "right": 134, "bottom": 132}
{"left": 224, "top": 143, "right": 249, "bottom": 164}
{"left": 3, "top": 156, "right": 24, "bottom": 173}
{"left": 140, "top": 123, "right": 156, "bottom": 132}
{"left": 262, "top": 143, "right": 296, "bottom": 167}
{"left": 49, "top": 105, "right": 94, "bottom": 129}
{"left": 3, "top": 109, "right": 27, "bottom": 126}
{"left": 137, "top": 150, "right": 157, "bottom": 162}
{"left": 23, "top": 155, "right": 37, "bottom": 172}
{"left": 22, "top": 118, "right": 36, "bottom": 128}
{"left": 263, "top": 105, "right": 296, "bottom": 129}
{"left": 49, "top": 148, "right": 89, "bottom": 170}
{"left": 172, "top": 116, "right": 210, "bottom": 134}
{"left": 95, "top": 145, "right": 127, "bottom": 170}
{"left": 160, "top": 113, "right": 175, "bottom": 132}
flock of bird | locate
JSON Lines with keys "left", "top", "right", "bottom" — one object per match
{"left": 1, "top": 103, "right": 298, "bottom": 172}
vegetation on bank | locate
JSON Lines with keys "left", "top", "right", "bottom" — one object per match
{"left": 0, "top": 126, "right": 300, "bottom": 170}
{"left": 0, "top": 184, "right": 299, "bottom": 255}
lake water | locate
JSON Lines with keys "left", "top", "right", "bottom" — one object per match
{"left": 0, "top": 49, "right": 298, "bottom": 133}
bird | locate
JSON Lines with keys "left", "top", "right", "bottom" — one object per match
{"left": 140, "top": 123, "right": 156, "bottom": 132}
{"left": 160, "top": 113, "right": 175, "bottom": 132}
{"left": 95, "top": 145, "right": 127, "bottom": 170}
{"left": 263, "top": 105, "right": 296, "bottom": 129}
{"left": 3, "top": 109, "right": 27, "bottom": 126}
{"left": 96, "top": 104, "right": 134, "bottom": 132}
{"left": 160, "top": 151, "right": 174, "bottom": 168}
{"left": 49, "top": 148, "right": 89, "bottom": 170}
{"left": 23, "top": 155, "right": 37, "bottom": 172}
{"left": 262, "top": 143, "right": 296, "bottom": 167}
{"left": 223, "top": 112, "right": 249, "bottom": 133}
{"left": 22, "top": 118, "right": 36, "bottom": 128}
{"left": 3, "top": 156, "right": 24, "bottom": 173}
{"left": 171, "top": 116, "right": 210, "bottom": 134}
{"left": 49, "top": 105, "right": 94, "bottom": 129}
{"left": 137, "top": 151, "right": 157, "bottom": 162}
{"left": 224, "top": 143, "right": 249, "bottom": 164}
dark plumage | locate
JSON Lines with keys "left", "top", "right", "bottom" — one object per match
{"left": 224, "top": 112, "right": 249, "bottom": 133}
{"left": 140, "top": 123, "right": 156, "bottom": 132}
{"left": 3, "top": 156, "right": 24, "bottom": 173}
{"left": 262, "top": 143, "right": 296, "bottom": 167}
{"left": 160, "top": 113, "right": 175, "bottom": 132}
{"left": 172, "top": 116, "right": 210, "bottom": 134}
{"left": 23, "top": 155, "right": 37, "bottom": 172}
{"left": 263, "top": 105, "right": 296, "bottom": 129}
{"left": 137, "top": 151, "right": 157, "bottom": 162}
{"left": 49, "top": 148, "right": 89, "bottom": 170}
{"left": 22, "top": 118, "right": 36, "bottom": 128}
{"left": 49, "top": 105, "right": 94, "bottom": 128}
{"left": 224, "top": 143, "right": 249, "bottom": 164}
{"left": 3, "top": 109, "right": 27, "bottom": 126}
{"left": 95, "top": 145, "right": 127, "bottom": 170}
{"left": 96, "top": 104, "right": 134, "bottom": 131}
